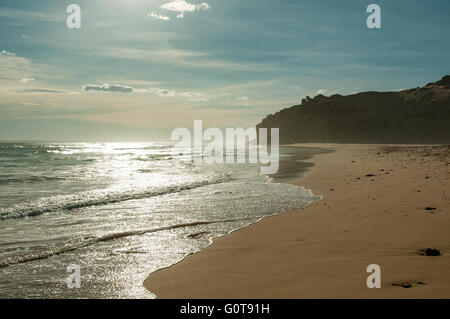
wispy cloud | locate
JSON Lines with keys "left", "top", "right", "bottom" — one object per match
{"left": 20, "top": 78, "right": 35, "bottom": 83}
{"left": 83, "top": 83, "right": 134, "bottom": 93}
{"left": 20, "top": 102, "right": 40, "bottom": 106}
{"left": 147, "top": 12, "right": 171, "bottom": 21}
{"left": 0, "top": 8, "right": 59, "bottom": 22}
{"left": 104, "top": 47, "right": 278, "bottom": 71}
{"left": 0, "top": 50, "right": 65, "bottom": 84}
{"left": 180, "top": 91, "right": 209, "bottom": 102}
{"left": 82, "top": 83, "right": 207, "bottom": 102}
{"left": 17, "top": 88, "right": 73, "bottom": 94}
{"left": 147, "top": 87, "right": 176, "bottom": 97}
{"left": 236, "top": 96, "right": 251, "bottom": 106}
{"left": 0, "top": 51, "right": 32, "bottom": 81}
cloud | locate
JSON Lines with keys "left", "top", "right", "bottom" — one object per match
{"left": 20, "top": 78, "right": 35, "bottom": 83}
{"left": 235, "top": 96, "right": 250, "bottom": 106}
{"left": 0, "top": 52, "right": 33, "bottom": 81}
{"left": 147, "top": 12, "right": 171, "bottom": 21}
{"left": 20, "top": 102, "right": 40, "bottom": 106}
{"left": 0, "top": 8, "right": 59, "bottom": 22}
{"left": 17, "top": 88, "right": 71, "bottom": 94}
{"left": 81, "top": 83, "right": 208, "bottom": 102}
{"left": 147, "top": 87, "right": 176, "bottom": 97}
{"left": 161, "top": 0, "right": 210, "bottom": 13}
{"left": 0, "top": 51, "right": 63, "bottom": 84}
{"left": 181, "top": 91, "right": 209, "bottom": 102}
{"left": 316, "top": 89, "right": 327, "bottom": 94}
{"left": 189, "top": 97, "right": 209, "bottom": 102}
{"left": 83, "top": 83, "right": 134, "bottom": 93}
{"left": 83, "top": 83, "right": 174, "bottom": 95}
{"left": 104, "top": 47, "right": 271, "bottom": 71}
{"left": 150, "top": 1, "right": 210, "bottom": 20}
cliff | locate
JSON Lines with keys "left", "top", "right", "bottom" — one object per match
{"left": 257, "top": 76, "right": 450, "bottom": 144}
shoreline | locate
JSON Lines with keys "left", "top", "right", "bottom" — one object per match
{"left": 144, "top": 143, "right": 450, "bottom": 298}
{"left": 142, "top": 144, "right": 331, "bottom": 298}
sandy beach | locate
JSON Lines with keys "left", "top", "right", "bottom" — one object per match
{"left": 144, "top": 144, "right": 450, "bottom": 298}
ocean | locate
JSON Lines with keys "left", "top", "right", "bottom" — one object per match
{"left": 0, "top": 142, "right": 321, "bottom": 298}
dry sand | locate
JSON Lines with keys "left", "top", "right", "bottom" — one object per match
{"left": 144, "top": 144, "right": 450, "bottom": 298}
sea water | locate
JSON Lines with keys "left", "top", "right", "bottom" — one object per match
{"left": 0, "top": 142, "right": 319, "bottom": 298}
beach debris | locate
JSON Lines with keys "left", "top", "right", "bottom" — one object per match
{"left": 425, "top": 207, "right": 436, "bottom": 211}
{"left": 329, "top": 188, "right": 334, "bottom": 191}
{"left": 187, "top": 231, "right": 209, "bottom": 239}
{"left": 419, "top": 248, "right": 441, "bottom": 256}
{"left": 365, "top": 174, "right": 376, "bottom": 177}
{"left": 392, "top": 280, "right": 425, "bottom": 288}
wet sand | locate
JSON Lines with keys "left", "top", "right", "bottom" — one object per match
{"left": 144, "top": 144, "right": 450, "bottom": 298}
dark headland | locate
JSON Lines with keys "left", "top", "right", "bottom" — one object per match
{"left": 257, "top": 76, "right": 450, "bottom": 144}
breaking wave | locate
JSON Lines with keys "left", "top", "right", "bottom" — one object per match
{"left": 0, "top": 174, "right": 233, "bottom": 220}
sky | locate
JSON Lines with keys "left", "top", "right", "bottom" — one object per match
{"left": 0, "top": 0, "right": 449, "bottom": 141}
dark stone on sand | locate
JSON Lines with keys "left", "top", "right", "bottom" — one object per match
{"left": 425, "top": 248, "right": 441, "bottom": 256}
{"left": 392, "top": 280, "right": 426, "bottom": 288}
{"left": 365, "top": 174, "right": 376, "bottom": 177}
{"left": 425, "top": 207, "right": 436, "bottom": 211}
